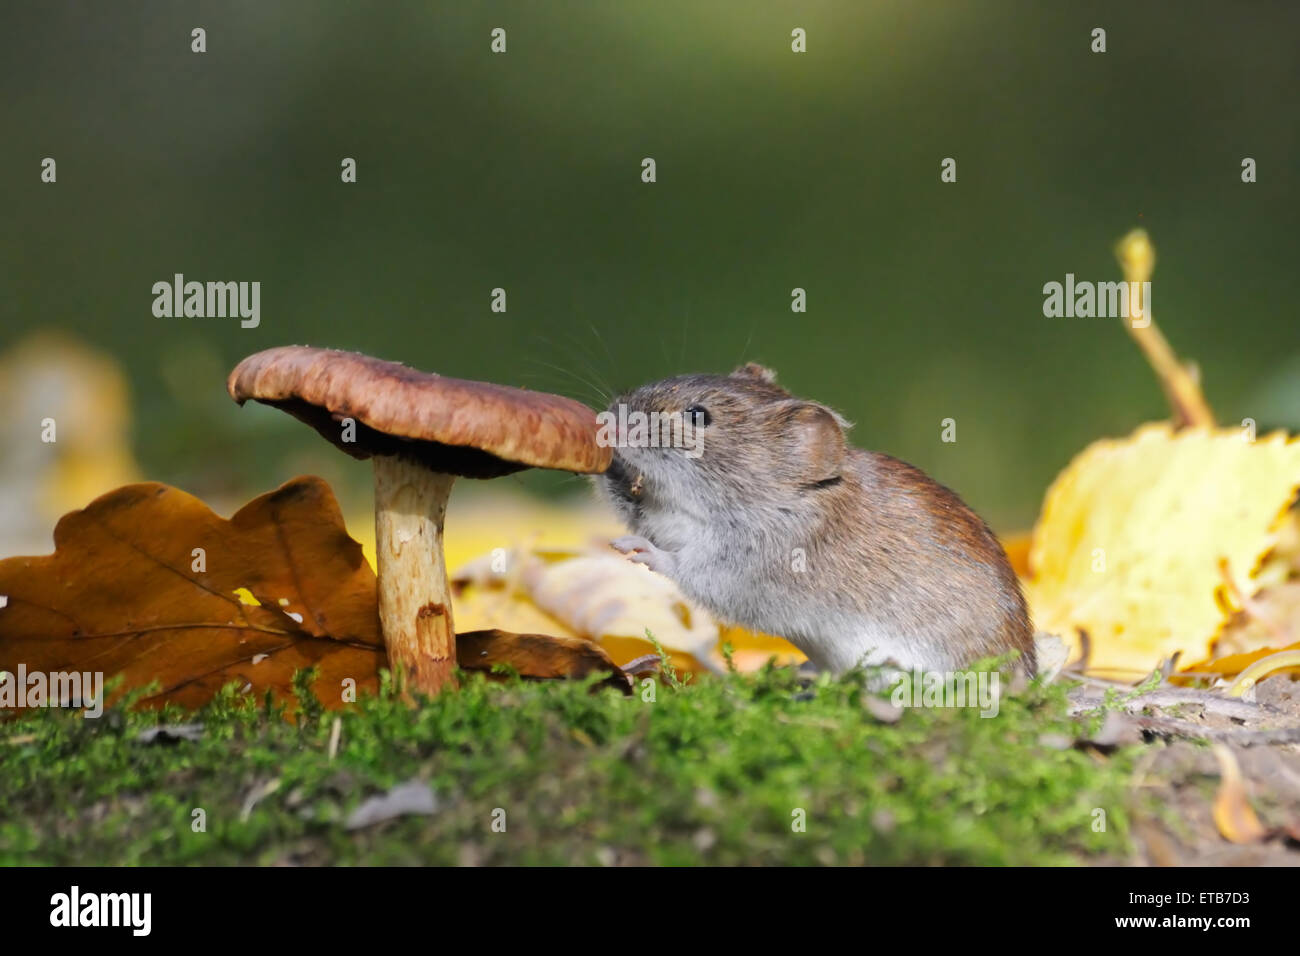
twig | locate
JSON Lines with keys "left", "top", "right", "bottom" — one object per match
{"left": 1115, "top": 229, "right": 1215, "bottom": 428}
{"left": 1133, "top": 716, "right": 1300, "bottom": 747}
{"left": 328, "top": 716, "right": 342, "bottom": 761}
{"left": 1068, "top": 689, "right": 1261, "bottom": 720}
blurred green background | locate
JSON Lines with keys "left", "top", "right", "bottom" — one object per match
{"left": 3, "top": 1, "right": 1298, "bottom": 532}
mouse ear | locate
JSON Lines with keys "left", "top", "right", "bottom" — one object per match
{"left": 730, "top": 362, "right": 778, "bottom": 384}
{"left": 785, "top": 402, "right": 848, "bottom": 484}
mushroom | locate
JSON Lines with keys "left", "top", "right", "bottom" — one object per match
{"left": 227, "top": 346, "right": 610, "bottom": 694}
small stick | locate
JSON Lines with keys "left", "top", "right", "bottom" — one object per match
{"left": 1115, "top": 229, "right": 1215, "bottom": 428}
{"left": 328, "top": 716, "right": 342, "bottom": 761}
{"left": 1134, "top": 716, "right": 1300, "bottom": 747}
{"left": 1068, "top": 689, "right": 1261, "bottom": 720}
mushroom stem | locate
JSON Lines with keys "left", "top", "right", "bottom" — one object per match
{"left": 372, "top": 455, "right": 457, "bottom": 694}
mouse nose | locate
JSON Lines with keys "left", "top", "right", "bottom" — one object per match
{"left": 606, "top": 453, "right": 630, "bottom": 486}
{"left": 604, "top": 453, "right": 643, "bottom": 502}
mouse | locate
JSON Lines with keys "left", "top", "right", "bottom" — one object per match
{"left": 596, "top": 363, "right": 1035, "bottom": 676}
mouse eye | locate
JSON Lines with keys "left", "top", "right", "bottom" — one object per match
{"left": 685, "top": 404, "right": 711, "bottom": 428}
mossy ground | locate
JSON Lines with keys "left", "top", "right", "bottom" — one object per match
{"left": 0, "top": 663, "right": 1137, "bottom": 865}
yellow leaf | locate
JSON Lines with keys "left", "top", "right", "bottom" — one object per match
{"left": 1026, "top": 422, "right": 1300, "bottom": 678}
{"left": 454, "top": 549, "right": 720, "bottom": 663}
{"left": 451, "top": 544, "right": 805, "bottom": 675}
{"left": 0, "top": 333, "right": 140, "bottom": 557}
{"left": 1211, "top": 745, "right": 1268, "bottom": 844}
{"left": 719, "top": 624, "right": 806, "bottom": 671}
{"left": 999, "top": 531, "right": 1033, "bottom": 579}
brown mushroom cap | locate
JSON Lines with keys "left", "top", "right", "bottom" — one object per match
{"left": 228, "top": 346, "right": 611, "bottom": 478}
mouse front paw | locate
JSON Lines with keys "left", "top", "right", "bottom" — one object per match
{"left": 610, "top": 535, "right": 677, "bottom": 576}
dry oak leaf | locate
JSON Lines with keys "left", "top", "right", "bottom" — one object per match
{"left": 0, "top": 477, "right": 634, "bottom": 709}
{"left": 0, "top": 477, "right": 385, "bottom": 710}
{"left": 1026, "top": 423, "right": 1300, "bottom": 678}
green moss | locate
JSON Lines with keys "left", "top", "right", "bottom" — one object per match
{"left": 0, "top": 665, "right": 1138, "bottom": 865}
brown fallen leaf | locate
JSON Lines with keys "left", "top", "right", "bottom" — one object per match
{"left": 457, "top": 629, "right": 630, "bottom": 692}
{"left": 0, "top": 477, "right": 385, "bottom": 710}
{"left": 0, "top": 477, "right": 632, "bottom": 710}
